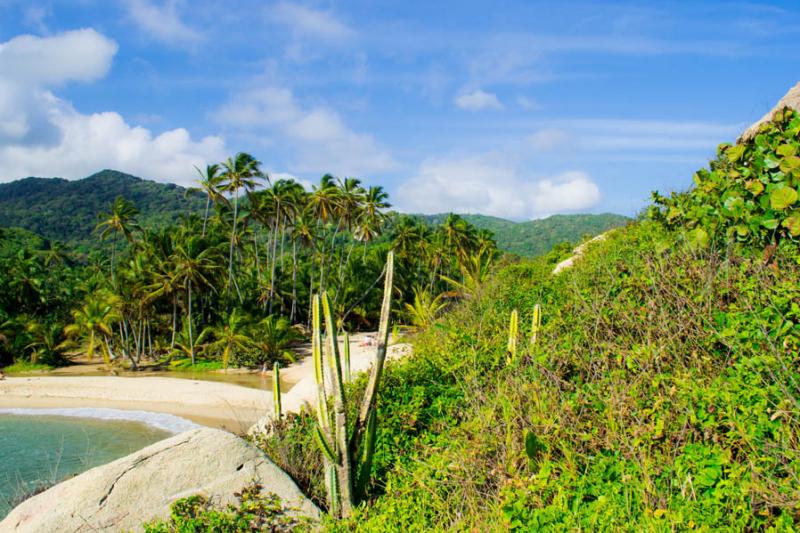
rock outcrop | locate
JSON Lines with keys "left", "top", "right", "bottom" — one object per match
{"left": 0, "top": 428, "right": 320, "bottom": 532}
{"left": 552, "top": 232, "right": 611, "bottom": 275}
{"left": 739, "top": 81, "right": 800, "bottom": 142}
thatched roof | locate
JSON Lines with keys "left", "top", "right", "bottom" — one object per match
{"left": 739, "top": 82, "right": 800, "bottom": 143}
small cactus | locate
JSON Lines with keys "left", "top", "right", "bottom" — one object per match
{"left": 273, "top": 361, "right": 282, "bottom": 420}
{"left": 530, "top": 304, "right": 541, "bottom": 345}
{"left": 507, "top": 309, "right": 519, "bottom": 365}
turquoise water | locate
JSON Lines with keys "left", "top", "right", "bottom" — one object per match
{"left": 0, "top": 413, "right": 174, "bottom": 518}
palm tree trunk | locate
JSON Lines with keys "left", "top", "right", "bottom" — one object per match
{"left": 171, "top": 296, "right": 177, "bottom": 350}
{"left": 188, "top": 281, "right": 195, "bottom": 366}
{"left": 290, "top": 239, "right": 298, "bottom": 323}
{"left": 269, "top": 211, "right": 280, "bottom": 314}
{"left": 202, "top": 195, "right": 211, "bottom": 237}
{"left": 110, "top": 232, "right": 118, "bottom": 287}
{"left": 227, "top": 189, "right": 239, "bottom": 303}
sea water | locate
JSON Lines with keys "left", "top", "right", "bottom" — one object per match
{"left": 0, "top": 408, "right": 198, "bottom": 518}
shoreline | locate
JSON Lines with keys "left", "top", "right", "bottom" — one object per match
{"left": 0, "top": 376, "right": 270, "bottom": 434}
{"left": 0, "top": 333, "right": 413, "bottom": 435}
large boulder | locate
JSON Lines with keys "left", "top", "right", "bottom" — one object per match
{"left": 0, "top": 428, "right": 320, "bottom": 532}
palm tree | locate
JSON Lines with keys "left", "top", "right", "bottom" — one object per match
{"left": 201, "top": 308, "right": 253, "bottom": 369}
{"left": 96, "top": 197, "right": 140, "bottom": 284}
{"left": 220, "top": 152, "right": 264, "bottom": 303}
{"left": 24, "top": 321, "right": 66, "bottom": 365}
{"left": 251, "top": 315, "right": 301, "bottom": 370}
{"left": 194, "top": 163, "right": 227, "bottom": 237}
{"left": 354, "top": 185, "right": 389, "bottom": 244}
{"left": 172, "top": 235, "right": 221, "bottom": 365}
{"left": 62, "top": 294, "right": 121, "bottom": 368}
{"left": 404, "top": 286, "right": 447, "bottom": 330}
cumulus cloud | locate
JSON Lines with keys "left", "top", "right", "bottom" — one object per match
{"left": 394, "top": 154, "right": 600, "bottom": 220}
{"left": 454, "top": 89, "right": 503, "bottom": 111}
{"left": 0, "top": 29, "right": 226, "bottom": 186}
{"left": 123, "top": 0, "right": 202, "bottom": 47}
{"left": 215, "top": 86, "right": 394, "bottom": 177}
{"left": 267, "top": 1, "right": 354, "bottom": 41}
{"left": 0, "top": 29, "right": 117, "bottom": 85}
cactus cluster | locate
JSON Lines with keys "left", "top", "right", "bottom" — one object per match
{"left": 312, "top": 251, "right": 394, "bottom": 517}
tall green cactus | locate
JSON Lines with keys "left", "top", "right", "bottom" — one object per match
{"left": 343, "top": 331, "right": 351, "bottom": 383}
{"left": 507, "top": 309, "right": 519, "bottom": 365}
{"left": 530, "top": 303, "right": 541, "bottom": 345}
{"left": 273, "top": 361, "right": 282, "bottom": 420}
{"left": 312, "top": 251, "right": 394, "bottom": 518}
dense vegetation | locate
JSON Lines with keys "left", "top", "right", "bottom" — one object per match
{"left": 420, "top": 212, "right": 629, "bottom": 256}
{"left": 0, "top": 155, "right": 499, "bottom": 371}
{"left": 229, "top": 106, "right": 800, "bottom": 530}
{"left": 0, "top": 170, "right": 206, "bottom": 251}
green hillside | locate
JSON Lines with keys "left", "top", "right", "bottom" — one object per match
{"left": 420, "top": 212, "right": 630, "bottom": 255}
{"left": 0, "top": 169, "right": 627, "bottom": 258}
{"left": 0, "top": 170, "right": 205, "bottom": 250}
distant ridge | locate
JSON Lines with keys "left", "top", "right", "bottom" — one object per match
{"left": 0, "top": 170, "right": 205, "bottom": 250}
{"left": 417, "top": 213, "right": 630, "bottom": 256}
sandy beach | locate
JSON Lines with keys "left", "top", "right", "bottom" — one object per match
{"left": 0, "top": 333, "right": 412, "bottom": 434}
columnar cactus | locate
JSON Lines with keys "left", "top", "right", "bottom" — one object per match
{"left": 530, "top": 303, "right": 541, "bottom": 345}
{"left": 273, "top": 361, "right": 282, "bottom": 420}
{"left": 507, "top": 309, "right": 519, "bottom": 365}
{"left": 312, "top": 251, "right": 394, "bottom": 517}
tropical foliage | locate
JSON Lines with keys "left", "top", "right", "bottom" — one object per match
{"left": 0, "top": 155, "right": 496, "bottom": 371}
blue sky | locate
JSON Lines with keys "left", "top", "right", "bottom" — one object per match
{"left": 0, "top": 1, "right": 799, "bottom": 219}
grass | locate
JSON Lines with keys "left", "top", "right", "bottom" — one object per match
{"left": 2, "top": 361, "right": 54, "bottom": 373}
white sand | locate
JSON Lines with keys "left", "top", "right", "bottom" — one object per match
{"left": 0, "top": 332, "right": 412, "bottom": 434}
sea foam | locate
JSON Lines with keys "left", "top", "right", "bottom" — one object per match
{"left": 0, "top": 407, "right": 200, "bottom": 434}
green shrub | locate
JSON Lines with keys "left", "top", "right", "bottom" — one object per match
{"left": 143, "top": 483, "right": 310, "bottom": 532}
{"left": 651, "top": 107, "right": 800, "bottom": 247}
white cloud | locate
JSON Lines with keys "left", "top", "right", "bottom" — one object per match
{"left": 215, "top": 86, "right": 394, "bottom": 177}
{"left": 528, "top": 119, "right": 742, "bottom": 153}
{"left": 0, "top": 30, "right": 226, "bottom": 186}
{"left": 123, "top": 0, "right": 201, "bottom": 47}
{"left": 454, "top": 89, "right": 503, "bottom": 111}
{"left": 516, "top": 96, "right": 540, "bottom": 111}
{"left": 22, "top": 5, "right": 51, "bottom": 33}
{"left": 529, "top": 128, "right": 570, "bottom": 151}
{"left": 395, "top": 153, "right": 600, "bottom": 220}
{"left": 0, "top": 28, "right": 117, "bottom": 85}
{"left": 267, "top": 1, "right": 354, "bottom": 41}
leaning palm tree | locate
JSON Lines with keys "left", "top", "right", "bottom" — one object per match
{"left": 61, "top": 294, "right": 122, "bottom": 368}
{"left": 220, "top": 153, "right": 264, "bottom": 303}
{"left": 95, "top": 196, "right": 140, "bottom": 284}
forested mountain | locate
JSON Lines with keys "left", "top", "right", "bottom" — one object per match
{"left": 0, "top": 170, "right": 627, "bottom": 256}
{"left": 0, "top": 170, "right": 205, "bottom": 250}
{"left": 419, "top": 212, "right": 630, "bottom": 255}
